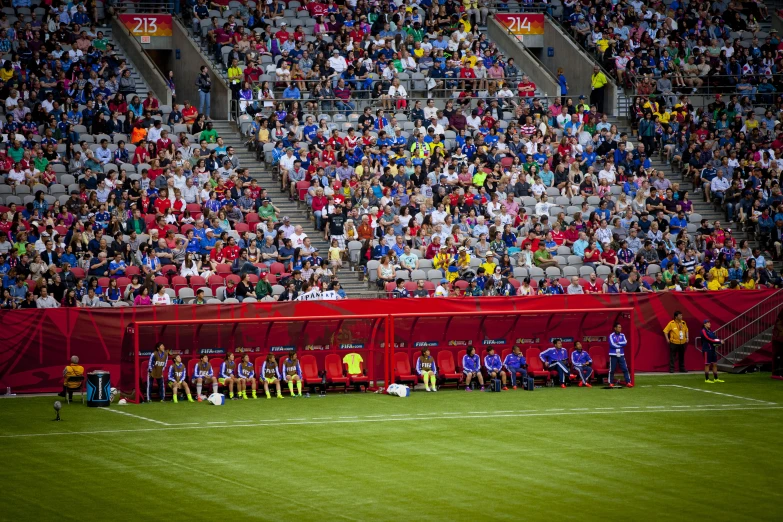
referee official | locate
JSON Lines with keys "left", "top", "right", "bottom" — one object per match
{"left": 700, "top": 319, "right": 725, "bottom": 383}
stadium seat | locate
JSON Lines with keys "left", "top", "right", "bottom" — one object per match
{"left": 324, "top": 353, "right": 349, "bottom": 392}
{"left": 525, "top": 348, "right": 550, "bottom": 385}
{"left": 393, "top": 352, "right": 418, "bottom": 388}
{"left": 300, "top": 354, "right": 323, "bottom": 391}
{"left": 436, "top": 350, "right": 463, "bottom": 386}
{"left": 344, "top": 359, "right": 370, "bottom": 391}
{"left": 588, "top": 346, "right": 609, "bottom": 383}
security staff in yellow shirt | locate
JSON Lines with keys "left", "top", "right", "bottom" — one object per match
{"left": 590, "top": 65, "right": 608, "bottom": 113}
{"left": 59, "top": 355, "right": 85, "bottom": 401}
{"left": 663, "top": 310, "right": 689, "bottom": 373}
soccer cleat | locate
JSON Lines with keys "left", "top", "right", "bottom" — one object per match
{"left": 188, "top": 396, "right": 194, "bottom": 402}
{"left": 626, "top": 382, "right": 634, "bottom": 388}
{"left": 578, "top": 381, "right": 583, "bottom": 387}
{"left": 480, "top": 386, "right": 485, "bottom": 392}
{"left": 714, "top": 378, "right": 725, "bottom": 383}
{"left": 609, "top": 383, "right": 615, "bottom": 388}
{"left": 197, "top": 395, "right": 203, "bottom": 402}
{"left": 277, "top": 394, "right": 284, "bottom": 399}
{"left": 465, "top": 387, "right": 472, "bottom": 392}
{"left": 242, "top": 392, "right": 248, "bottom": 399}
{"left": 252, "top": 391, "right": 257, "bottom": 399}
{"left": 560, "top": 383, "right": 566, "bottom": 389}
{"left": 705, "top": 379, "right": 714, "bottom": 384}
{"left": 512, "top": 385, "right": 517, "bottom": 390}
{"left": 425, "top": 387, "right": 431, "bottom": 392}
{"left": 431, "top": 387, "right": 437, "bottom": 392}
{"left": 585, "top": 383, "right": 592, "bottom": 388}
{"left": 502, "top": 387, "right": 508, "bottom": 391}
{"left": 229, "top": 392, "right": 234, "bottom": 399}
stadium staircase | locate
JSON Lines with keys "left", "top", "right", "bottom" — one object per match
{"left": 210, "top": 120, "right": 377, "bottom": 298}
{"left": 104, "top": 26, "right": 152, "bottom": 99}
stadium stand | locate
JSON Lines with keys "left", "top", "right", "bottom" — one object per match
{"left": 0, "top": 0, "right": 780, "bottom": 311}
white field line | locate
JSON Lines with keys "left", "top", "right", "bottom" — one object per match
{"left": 659, "top": 384, "right": 776, "bottom": 405}
{"left": 101, "top": 407, "right": 170, "bottom": 425}
{"left": 6, "top": 405, "right": 779, "bottom": 439}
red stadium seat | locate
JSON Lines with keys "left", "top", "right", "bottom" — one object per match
{"left": 588, "top": 346, "right": 609, "bottom": 383}
{"left": 453, "top": 280, "right": 468, "bottom": 291}
{"left": 26, "top": 279, "right": 36, "bottom": 293}
{"left": 187, "top": 359, "right": 199, "bottom": 381}
{"left": 266, "top": 274, "right": 278, "bottom": 285}
{"left": 124, "top": 266, "right": 140, "bottom": 278}
{"left": 384, "top": 281, "right": 396, "bottom": 295}
{"left": 97, "top": 277, "right": 110, "bottom": 289}
{"left": 186, "top": 203, "right": 201, "bottom": 214}
{"left": 456, "top": 350, "right": 467, "bottom": 372}
{"left": 189, "top": 275, "right": 206, "bottom": 289}
{"left": 246, "top": 213, "right": 260, "bottom": 228}
{"left": 153, "top": 276, "right": 169, "bottom": 288}
{"left": 233, "top": 223, "right": 249, "bottom": 234}
{"left": 215, "top": 263, "right": 232, "bottom": 275}
{"left": 393, "top": 352, "right": 418, "bottom": 388}
{"left": 501, "top": 349, "right": 512, "bottom": 361}
{"left": 525, "top": 347, "right": 550, "bottom": 384}
{"left": 116, "top": 277, "right": 131, "bottom": 289}
{"left": 208, "top": 275, "right": 224, "bottom": 293}
{"left": 171, "top": 276, "right": 188, "bottom": 293}
{"left": 344, "top": 359, "right": 370, "bottom": 390}
{"left": 325, "top": 353, "right": 348, "bottom": 391}
{"left": 296, "top": 181, "right": 309, "bottom": 201}
{"left": 508, "top": 278, "right": 520, "bottom": 291}
{"left": 269, "top": 262, "right": 286, "bottom": 276}
{"left": 181, "top": 224, "right": 195, "bottom": 235}
{"left": 225, "top": 274, "right": 240, "bottom": 285}
{"left": 436, "top": 350, "right": 463, "bottom": 386}
{"left": 70, "top": 267, "right": 85, "bottom": 279}
{"left": 422, "top": 281, "right": 435, "bottom": 296}
{"left": 253, "top": 357, "right": 267, "bottom": 378}
{"left": 403, "top": 281, "right": 418, "bottom": 293}
{"left": 300, "top": 355, "right": 321, "bottom": 387}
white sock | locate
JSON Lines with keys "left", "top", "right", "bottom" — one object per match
{"left": 197, "top": 384, "right": 202, "bottom": 396}
{"left": 212, "top": 383, "right": 218, "bottom": 394}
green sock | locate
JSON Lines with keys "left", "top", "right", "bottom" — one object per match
{"left": 173, "top": 395, "right": 178, "bottom": 403}
{"left": 288, "top": 381, "right": 294, "bottom": 395}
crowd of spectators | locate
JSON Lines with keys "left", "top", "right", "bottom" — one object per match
{"left": 226, "top": 0, "right": 782, "bottom": 297}
{"left": 0, "top": 0, "right": 358, "bottom": 309}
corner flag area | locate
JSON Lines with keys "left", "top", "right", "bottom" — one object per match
{"left": 1, "top": 374, "right": 780, "bottom": 520}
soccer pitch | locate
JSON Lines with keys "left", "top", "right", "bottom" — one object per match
{"left": 1, "top": 374, "right": 781, "bottom": 521}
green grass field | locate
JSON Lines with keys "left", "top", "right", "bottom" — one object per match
{"left": 1, "top": 374, "right": 781, "bottom": 521}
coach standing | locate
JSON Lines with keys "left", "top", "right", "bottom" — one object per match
{"left": 590, "top": 66, "right": 608, "bottom": 114}
{"left": 663, "top": 311, "right": 689, "bottom": 373}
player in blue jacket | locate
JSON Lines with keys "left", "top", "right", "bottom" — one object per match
{"left": 483, "top": 347, "right": 507, "bottom": 390}
{"left": 281, "top": 351, "right": 303, "bottom": 397}
{"left": 219, "top": 353, "right": 239, "bottom": 399}
{"left": 192, "top": 354, "right": 219, "bottom": 401}
{"left": 609, "top": 323, "right": 633, "bottom": 387}
{"left": 570, "top": 341, "right": 593, "bottom": 388}
{"left": 167, "top": 354, "right": 194, "bottom": 403}
{"left": 700, "top": 319, "right": 724, "bottom": 383}
{"left": 415, "top": 348, "right": 438, "bottom": 392}
{"left": 462, "top": 346, "right": 484, "bottom": 392}
{"left": 540, "top": 339, "right": 570, "bottom": 388}
{"left": 503, "top": 345, "right": 528, "bottom": 389}
{"left": 261, "top": 353, "right": 283, "bottom": 399}
{"left": 237, "top": 354, "right": 258, "bottom": 399}
{"left": 147, "top": 342, "right": 168, "bottom": 402}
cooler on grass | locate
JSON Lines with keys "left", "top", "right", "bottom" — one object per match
{"left": 86, "top": 371, "right": 111, "bottom": 407}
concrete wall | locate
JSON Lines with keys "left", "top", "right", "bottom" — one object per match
{"left": 111, "top": 18, "right": 173, "bottom": 107}
{"left": 535, "top": 18, "right": 618, "bottom": 116}
{"left": 170, "top": 17, "right": 231, "bottom": 120}
{"left": 487, "top": 16, "right": 559, "bottom": 98}
{"left": 771, "top": 13, "right": 783, "bottom": 35}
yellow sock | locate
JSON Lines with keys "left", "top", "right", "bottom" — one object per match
{"left": 265, "top": 389, "right": 271, "bottom": 399}
{"left": 297, "top": 380, "right": 302, "bottom": 395}
{"left": 288, "top": 381, "right": 294, "bottom": 395}
{"left": 424, "top": 373, "right": 431, "bottom": 388}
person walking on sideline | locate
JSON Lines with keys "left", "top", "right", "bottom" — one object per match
{"left": 608, "top": 324, "right": 633, "bottom": 387}
{"left": 663, "top": 310, "right": 689, "bottom": 373}
{"left": 196, "top": 66, "right": 211, "bottom": 117}
{"left": 700, "top": 319, "right": 724, "bottom": 383}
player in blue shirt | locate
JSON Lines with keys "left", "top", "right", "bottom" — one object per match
{"left": 700, "top": 319, "right": 724, "bottom": 383}
{"left": 608, "top": 323, "right": 633, "bottom": 387}
{"left": 540, "top": 339, "right": 570, "bottom": 388}
{"left": 502, "top": 345, "right": 528, "bottom": 389}
{"left": 219, "top": 353, "right": 239, "bottom": 399}
{"left": 483, "top": 347, "right": 507, "bottom": 390}
{"left": 570, "top": 341, "right": 593, "bottom": 388}
{"left": 237, "top": 354, "right": 258, "bottom": 399}
{"left": 462, "top": 346, "right": 484, "bottom": 392}
{"left": 192, "top": 354, "right": 219, "bottom": 401}
{"left": 167, "top": 354, "right": 194, "bottom": 403}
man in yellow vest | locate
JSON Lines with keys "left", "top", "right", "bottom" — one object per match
{"left": 590, "top": 65, "right": 608, "bottom": 114}
{"left": 663, "top": 310, "right": 689, "bottom": 373}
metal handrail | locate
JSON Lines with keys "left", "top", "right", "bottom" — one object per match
{"left": 695, "top": 288, "right": 783, "bottom": 363}
{"left": 114, "top": 0, "right": 177, "bottom": 14}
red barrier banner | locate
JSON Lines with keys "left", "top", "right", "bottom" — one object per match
{"left": 118, "top": 14, "right": 173, "bottom": 37}
{"left": 495, "top": 13, "right": 545, "bottom": 35}
{"left": 0, "top": 291, "right": 774, "bottom": 393}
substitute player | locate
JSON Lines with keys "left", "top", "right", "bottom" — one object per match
{"left": 540, "top": 339, "right": 570, "bottom": 388}
{"left": 570, "top": 342, "right": 593, "bottom": 388}
{"left": 282, "top": 351, "right": 303, "bottom": 397}
{"left": 462, "top": 346, "right": 484, "bottom": 391}
{"left": 701, "top": 319, "right": 725, "bottom": 383}
{"left": 237, "top": 354, "right": 258, "bottom": 399}
{"left": 484, "top": 347, "right": 507, "bottom": 390}
{"left": 219, "top": 353, "right": 239, "bottom": 400}
{"left": 609, "top": 323, "right": 633, "bottom": 388}
{"left": 167, "top": 354, "right": 194, "bottom": 403}
{"left": 261, "top": 353, "right": 283, "bottom": 399}
{"left": 503, "top": 345, "right": 528, "bottom": 390}
{"left": 147, "top": 342, "right": 168, "bottom": 402}
{"left": 415, "top": 348, "right": 438, "bottom": 392}
{"left": 193, "top": 354, "right": 219, "bottom": 401}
